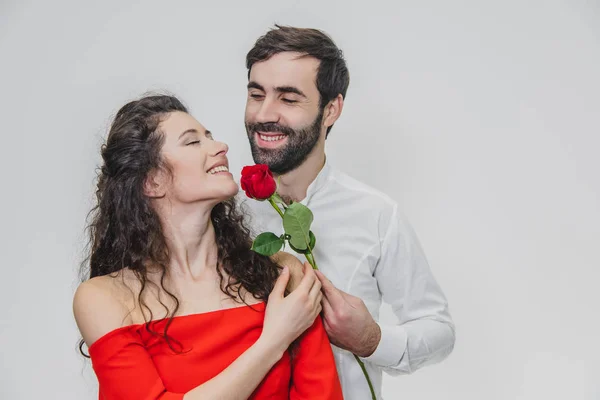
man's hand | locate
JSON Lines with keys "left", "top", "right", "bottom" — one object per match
{"left": 315, "top": 270, "right": 381, "bottom": 357}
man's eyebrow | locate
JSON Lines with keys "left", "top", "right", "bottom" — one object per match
{"left": 247, "top": 82, "right": 307, "bottom": 99}
{"left": 247, "top": 81, "right": 264, "bottom": 91}
{"left": 275, "top": 86, "right": 306, "bottom": 98}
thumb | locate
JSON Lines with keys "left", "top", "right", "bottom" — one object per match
{"left": 316, "top": 271, "right": 345, "bottom": 308}
{"left": 271, "top": 266, "right": 290, "bottom": 298}
{"left": 315, "top": 270, "right": 336, "bottom": 296}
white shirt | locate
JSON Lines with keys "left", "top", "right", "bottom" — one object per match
{"left": 238, "top": 160, "right": 455, "bottom": 400}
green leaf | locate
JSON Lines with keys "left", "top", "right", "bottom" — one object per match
{"left": 251, "top": 232, "right": 284, "bottom": 256}
{"left": 288, "top": 230, "right": 316, "bottom": 254}
{"left": 308, "top": 230, "right": 316, "bottom": 249}
{"left": 283, "top": 202, "right": 313, "bottom": 251}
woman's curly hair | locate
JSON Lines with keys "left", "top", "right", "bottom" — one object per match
{"left": 78, "top": 94, "right": 283, "bottom": 355}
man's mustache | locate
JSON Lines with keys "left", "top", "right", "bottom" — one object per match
{"left": 247, "top": 122, "right": 296, "bottom": 136}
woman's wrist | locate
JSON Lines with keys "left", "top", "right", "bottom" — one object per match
{"left": 255, "top": 335, "right": 288, "bottom": 365}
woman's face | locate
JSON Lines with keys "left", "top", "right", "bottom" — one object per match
{"left": 155, "top": 111, "right": 237, "bottom": 206}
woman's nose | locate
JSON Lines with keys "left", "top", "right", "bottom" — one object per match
{"left": 211, "top": 140, "right": 229, "bottom": 156}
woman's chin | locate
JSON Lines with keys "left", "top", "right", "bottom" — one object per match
{"left": 216, "top": 182, "right": 240, "bottom": 202}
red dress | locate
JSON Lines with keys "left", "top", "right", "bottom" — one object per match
{"left": 88, "top": 301, "right": 343, "bottom": 399}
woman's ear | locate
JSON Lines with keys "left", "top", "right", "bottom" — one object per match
{"left": 143, "top": 168, "right": 168, "bottom": 198}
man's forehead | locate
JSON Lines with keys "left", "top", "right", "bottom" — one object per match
{"left": 249, "top": 53, "right": 319, "bottom": 90}
{"left": 252, "top": 52, "right": 318, "bottom": 74}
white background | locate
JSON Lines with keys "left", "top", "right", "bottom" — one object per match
{"left": 1, "top": 1, "right": 599, "bottom": 399}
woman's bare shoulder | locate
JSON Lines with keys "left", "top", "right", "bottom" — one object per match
{"left": 72, "top": 272, "right": 134, "bottom": 347}
{"left": 270, "top": 251, "right": 305, "bottom": 292}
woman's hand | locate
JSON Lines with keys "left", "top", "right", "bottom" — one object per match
{"left": 260, "top": 262, "right": 322, "bottom": 354}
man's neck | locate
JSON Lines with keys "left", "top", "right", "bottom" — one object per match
{"left": 275, "top": 149, "right": 326, "bottom": 204}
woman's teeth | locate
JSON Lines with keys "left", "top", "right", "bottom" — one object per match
{"left": 259, "top": 134, "right": 286, "bottom": 142}
{"left": 208, "top": 166, "right": 229, "bottom": 174}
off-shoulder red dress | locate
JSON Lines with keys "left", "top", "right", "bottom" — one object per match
{"left": 88, "top": 301, "right": 343, "bottom": 399}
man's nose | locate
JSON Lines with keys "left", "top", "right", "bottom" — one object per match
{"left": 254, "top": 98, "right": 280, "bottom": 124}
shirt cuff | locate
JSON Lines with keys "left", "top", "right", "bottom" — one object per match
{"left": 361, "top": 323, "right": 407, "bottom": 368}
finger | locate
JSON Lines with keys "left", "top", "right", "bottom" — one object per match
{"left": 309, "top": 276, "right": 322, "bottom": 302}
{"left": 315, "top": 270, "right": 334, "bottom": 293}
{"left": 315, "top": 270, "right": 343, "bottom": 304}
{"left": 310, "top": 300, "right": 322, "bottom": 322}
{"left": 315, "top": 293, "right": 323, "bottom": 314}
{"left": 270, "top": 266, "right": 290, "bottom": 298}
{"left": 315, "top": 302, "right": 322, "bottom": 317}
{"left": 323, "top": 316, "right": 333, "bottom": 335}
{"left": 296, "top": 262, "right": 317, "bottom": 293}
{"left": 320, "top": 294, "right": 334, "bottom": 318}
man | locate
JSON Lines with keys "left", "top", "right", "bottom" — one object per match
{"left": 238, "top": 25, "right": 455, "bottom": 399}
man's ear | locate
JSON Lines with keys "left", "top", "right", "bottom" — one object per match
{"left": 323, "top": 94, "right": 344, "bottom": 130}
{"left": 143, "top": 168, "right": 168, "bottom": 198}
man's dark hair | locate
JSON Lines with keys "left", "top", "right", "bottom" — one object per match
{"left": 246, "top": 25, "right": 350, "bottom": 136}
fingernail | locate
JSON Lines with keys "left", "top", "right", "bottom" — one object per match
{"left": 282, "top": 266, "right": 288, "bottom": 273}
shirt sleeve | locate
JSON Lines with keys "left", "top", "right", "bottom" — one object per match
{"left": 89, "top": 327, "right": 185, "bottom": 400}
{"left": 362, "top": 204, "right": 456, "bottom": 375}
{"left": 290, "top": 316, "right": 344, "bottom": 399}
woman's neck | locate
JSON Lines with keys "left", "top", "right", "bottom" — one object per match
{"left": 156, "top": 201, "right": 220, "bottom": 280}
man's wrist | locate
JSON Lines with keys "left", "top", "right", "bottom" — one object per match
{"left": 357, "top": 321, "right": 381, "bottom": 357}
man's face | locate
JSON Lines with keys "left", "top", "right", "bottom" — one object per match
{"left": 245, "top": 52, "right": 324, "bottom": 175}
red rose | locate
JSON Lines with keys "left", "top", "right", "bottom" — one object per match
{"left": 240, "top": 164, "right": 277, "bottom": 200}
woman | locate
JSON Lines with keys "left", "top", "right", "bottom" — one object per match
{"left": 73, "top": 94, "right": 343, "bottom": 399}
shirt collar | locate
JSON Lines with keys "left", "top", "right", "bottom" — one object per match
{"left": 301, "top": 156, "right": 332, "bottom": 205}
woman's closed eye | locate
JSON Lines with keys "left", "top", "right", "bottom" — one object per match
{"left": 186, "top": 140, "right": 200, "bottom": 146}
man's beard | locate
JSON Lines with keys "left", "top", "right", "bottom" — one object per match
{"left": 245, "top": 108, "right": 324, "bottom": 175}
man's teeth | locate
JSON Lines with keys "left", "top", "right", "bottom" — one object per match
{"left": 208, "top": 166, "right": 229, "bottom": 174}
{"left": 259, "top": 134, "right": 286, "bottom": 142}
